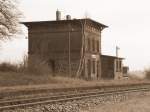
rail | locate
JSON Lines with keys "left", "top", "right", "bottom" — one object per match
{"left": 0, "top": 84, "right": 150, "bottom": 111}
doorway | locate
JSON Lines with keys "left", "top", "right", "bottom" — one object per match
{"left": 48, "top": 60, "right": 55, "bottom": 74}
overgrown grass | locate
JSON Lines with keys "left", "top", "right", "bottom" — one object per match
{"left": 128, "top": 71, "right": 146, "bottom": 80}
{"left": 0, "top": 56, "right": 87, "bottom": 87}
{"left": 144, "top": 68, "right": 150, "bottom": 80}
{"left": 0, "top": 57, "right": 149, "bottom": 87}
{"left": 0, "top": 56, "right": 48, "bottom": 86}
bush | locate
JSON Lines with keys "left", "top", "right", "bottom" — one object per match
{"left": 0, "top": 55, "right": 52, "bottom": 76}
{"left": 0, "top": 56, "right": 55, "bottom": 86}
{"left": 26, "top": 56, "right": 52, "bottom": 75}
{"left": 0, "top": 62, "right": 18, "bottom": 72}
{"left": 128, "top": 71, "right": 146, "bottom": 80}
{"left": 145, "top": 69, "right": 150, "bottom": 80}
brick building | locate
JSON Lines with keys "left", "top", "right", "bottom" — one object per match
{"left": 101, "top": 55, "right": 124, "bottom": 79}
{"left": 23, "top": 11, "right": 127, "bottom": 80}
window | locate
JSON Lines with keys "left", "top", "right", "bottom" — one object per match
{"left": 119, "top": 60, "right": 122, "bottom": 71}
{"left": 87, "top": 59, "right": 91, "bottom": 78}
{"left": 116, "top": 60, "right": 122, "bottom": 72}
{"left": 87, "top": 38, "right": 90, "bottom": 52}
{"left": 116, "top": 60, "right": 118, "bottom": 72}
{"left": 90, "top": 38, "right": 92, "bottom": 52}
{"left": 97, "top": 61, "right": 99, "bottom": 78}
{"left": 97, "top": 40, "right": 99, "bottom": 52}
{"left": 92, "top": 39, "right": 95, "bottom": 52}
{"left": 92, "top": 60, "right": 95, "bottom": 74}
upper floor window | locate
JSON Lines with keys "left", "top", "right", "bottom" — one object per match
{"left": 87, "top": 38, "right": 90, "bottom": 52}
{"left": 87, "top": 38, "right": 100, "bottom": 53}
{"left": 92, "top": 39, "right": 95, "bottom": 52}
{"left": 97, "top": 40, "right": 99, "bottom": 52}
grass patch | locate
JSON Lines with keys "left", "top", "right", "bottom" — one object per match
{"left": 0, "top": 58, "right": 149, "bottom": 88}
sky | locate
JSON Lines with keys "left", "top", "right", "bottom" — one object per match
{"left": 1, "top": 0, "right": 150, "bottom": 71}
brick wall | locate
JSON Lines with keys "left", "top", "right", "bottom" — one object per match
{"left": 28, "top": 22, "right": 82, "bottom": 76}
{"left": 25, "top": 19, "right": 106, "bottom": 79}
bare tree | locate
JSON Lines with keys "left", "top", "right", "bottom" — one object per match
{"left": 0, "top": 0, "right": 21, "bottom": 40}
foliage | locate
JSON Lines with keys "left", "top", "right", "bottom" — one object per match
{"left": 0, "top": 0, "right": 21, "bottom": 39}
{"left": 145, "top": 68, "right": 150, "bottom": 80}
{"left": 0, "top": 62, "right": 18, "bottom": 72}
{"left": 26, "top": 56, "right": 52, "bottom": 75}
{"left": 0, "top": 56, "right": 52, "bottom": 75}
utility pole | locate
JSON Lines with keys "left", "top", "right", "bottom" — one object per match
{"left": 116, "top": 46, "right": 120, "bottom": 57}
{"left": 68, "top": 24, "right": 71, "bottom": 76}
{"left": 116, "top": 46, "right": 120, "bottom": 72}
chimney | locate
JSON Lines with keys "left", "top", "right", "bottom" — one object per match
{"left": 66, "top": 15, "right": 71, "bottom": 20}
{"left": 56, "top": 10, "right": 61, "bottom": 21}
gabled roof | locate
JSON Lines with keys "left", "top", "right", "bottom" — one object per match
{"left": 21, "top": 18, "right": 108, "bottom": 28}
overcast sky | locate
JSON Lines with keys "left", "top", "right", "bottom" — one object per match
{"left": 0, "top": 0, "right": 150, "bottom": 71}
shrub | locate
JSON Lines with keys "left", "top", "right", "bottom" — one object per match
{"left": 128, "top": 71, "right": 146, "bottom": 80}
{"left": 25, "top": 56, "right": 52, "bottom": 75}
{"left": 0, "top": 62, "right": 18, "bottom": 72}
{"left": 145, "top": 68, "right": 150, "bottom": 80}
{"left": 0, "top": 55, "right": 52, "bottom": 75}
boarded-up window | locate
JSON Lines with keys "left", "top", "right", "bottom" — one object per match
{"left": 87, "top": 38, "right": 90, "bottom": 52}
{"left": 119, "top": 60, "right": 122, "bottom": 71}
{"left": 87, "top": 60, "right": 91, "bottom": 78}
{"left": 97, "top": 40, "right": 99, "bottom": 52}
{"left": 89, "top": 39, "right": 91, "bottom": 52}
{"left": 93, "top": 60, "right": 95, "bottom": 74}
{"left": 116, "top": 60, "right": 122, "bottom": 72}
{"left": 116, "top": 60, "right": 118, "bottom": 72}
{"left": 97, "top": 61, "right": 99, "bottom": 78}
{"left": 92, "top": 39, "right": 95, "bottom": 52}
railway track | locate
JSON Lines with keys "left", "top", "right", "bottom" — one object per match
{"left": 1, "top": 83, "right": 149, "bottom": 100}
{"left": 0, "top": 84, "right": 150, "bottom": 111}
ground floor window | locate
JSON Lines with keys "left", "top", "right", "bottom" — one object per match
{"left": 92, "top": 60, "right": 95, "bottom": 74}
{"left": 116, "top": 60, "right": 122, "bottom": 72}
{"left": 87, "top": 60, "right": 91, "bottom": 78}
{"left": 97, "top": 61, "right": 99, "bottom": 78}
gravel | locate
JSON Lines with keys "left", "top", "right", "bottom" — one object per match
{"left": 2, "top": 89, "right": 150, "bottom": 112}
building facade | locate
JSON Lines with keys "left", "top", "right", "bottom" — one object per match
{"left": 23, "top": 11, "right": 127, "bottom": 80}
{"left": 23, "top": 18, "right": 107, "bottom": 79}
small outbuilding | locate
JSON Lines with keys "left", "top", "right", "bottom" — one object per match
{"left": 101, "top": 55, "right": 124, "bottom": 80}
{"left": 123, "top": 66, "right": 129, "bottom": 77}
